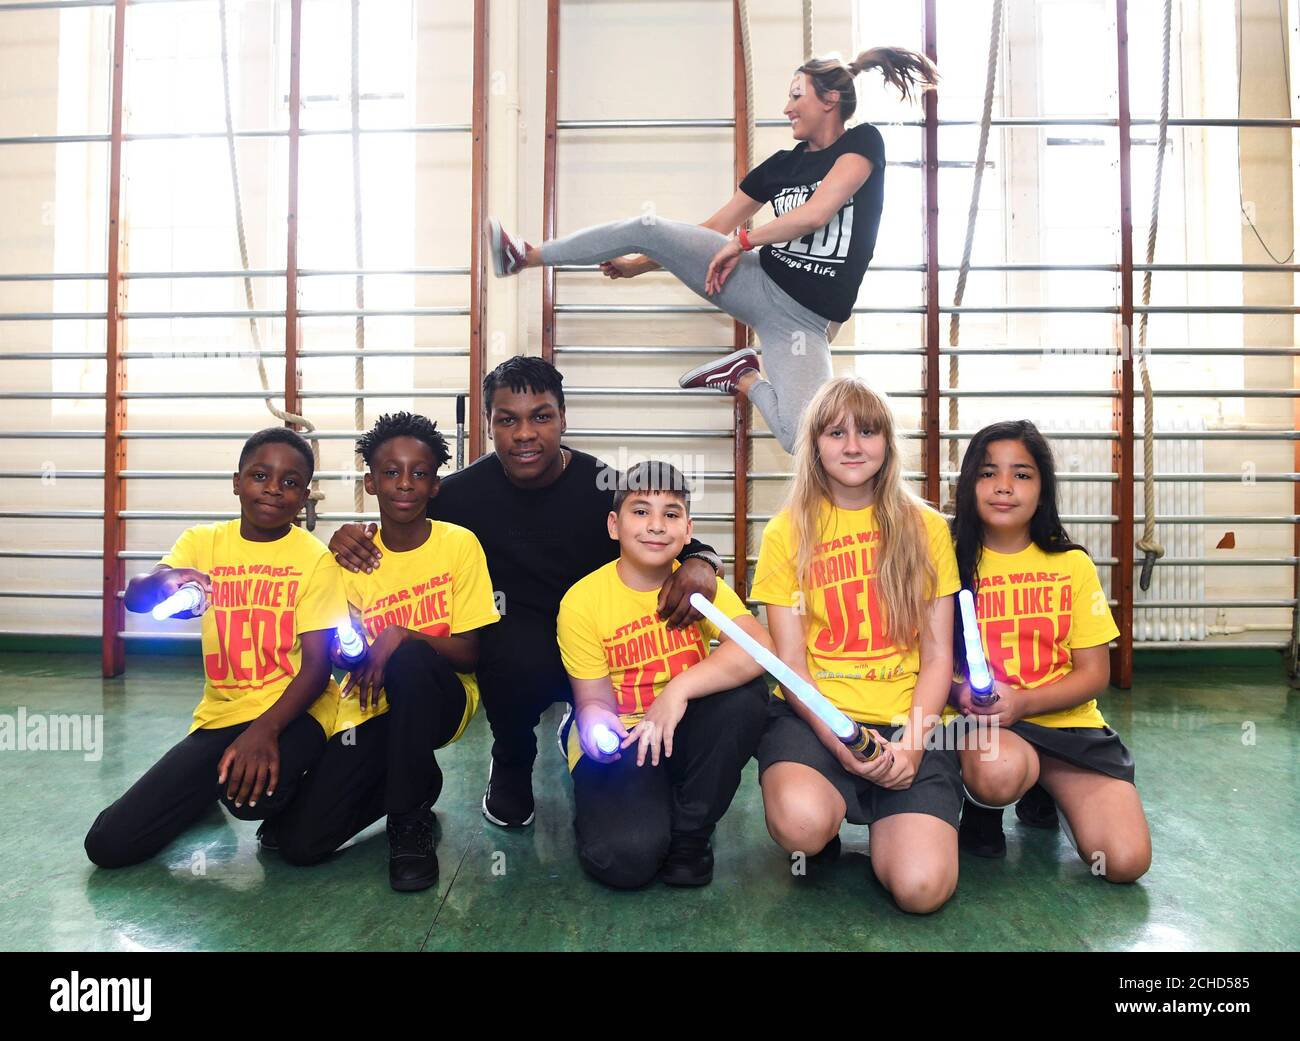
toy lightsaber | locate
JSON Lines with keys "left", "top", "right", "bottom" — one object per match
{"left": 336, "top": 624, "right": 367, "bottom": 666}
{"left": 152, "top": 582, "right": 205, "bottom": 620}
{"left": 688, "top": 592, "right": 882, "bottom": 762}
{"left": 958, "top": 588, "right": 998, "bottom": 706}
{"left": 455, "top": 394, "right": 466, "bottom": 471}
{"left": 590, "top": 723, "right": 621, "bottom": 756}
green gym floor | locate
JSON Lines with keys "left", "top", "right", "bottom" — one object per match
{"left": 1, "top": 650, "right": 1297, "bottom": 952}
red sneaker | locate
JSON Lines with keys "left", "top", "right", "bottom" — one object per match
{"left": 486, "top": 217, "right": 528, "bottom": 277}
{"left": 677, "top": 347, "right": 760, "bottom": 394}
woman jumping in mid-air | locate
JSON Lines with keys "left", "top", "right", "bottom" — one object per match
{"left": 486, "top": 47, "right": 938, "bottom": 455}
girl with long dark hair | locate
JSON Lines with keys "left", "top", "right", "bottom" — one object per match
{"left": 950, "top": 421, "right": 1150, "bottom": 882}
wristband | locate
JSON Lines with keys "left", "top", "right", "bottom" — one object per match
{"left": 738, "top": 228, "right": 754, "bottom": 251}
{"left": 681, "top": 550, "right": 723, "bottom": 576}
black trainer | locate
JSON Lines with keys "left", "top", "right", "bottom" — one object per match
{"left": 387, "top": 801, "right": 439, "bottom": 893}
{"left": 255, "top": 821, "right": 279, "bottom": 852}
{"left": 959, "top": 799, "right": 1007, "bottom": 858}
{"left": 482, "top": 757, "right": 535, "bottom": 828}
{"left": 1015, "top": 783, "right": 1060, "bottom": 830}
{"left": 659, "top": 834, "right": 714, "bottom": 887}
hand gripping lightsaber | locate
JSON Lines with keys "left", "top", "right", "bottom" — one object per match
{"left": 958, "top": 588, "right": 998, "bottom": 706}
{"left": 336, "top": 624, "right": 367, "bottom": 666}
{"left": 152, "top": 582, "right": 205, "bottom": 620}
{"left": 688, "top": 592, "right": 882, "bottom": 762}
{"left": 589, "top": 723, "right": 621, "bottom": 756}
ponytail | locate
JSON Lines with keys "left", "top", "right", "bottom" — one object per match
{"left": 800, "top": 47, "right": 939, "bottom": 122}
{"left": 848, "top": 46, "right": 939, "bottom": 102}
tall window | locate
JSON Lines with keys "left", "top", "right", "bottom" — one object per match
{"left": 52, "top": 0, "right": 421, "bottom": 417}
{"left": 850, "top": 0, "right": 1250, "bottom": 432}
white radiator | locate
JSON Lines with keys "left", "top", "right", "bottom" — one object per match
{"left": 1056, "top": 417, "right": 1206, "bottom": 642}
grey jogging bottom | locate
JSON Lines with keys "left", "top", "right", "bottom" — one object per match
{"left": 538, "top": 215, "right": 833, "bottom": 454}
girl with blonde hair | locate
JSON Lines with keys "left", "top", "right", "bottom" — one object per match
{"left": 750, "top": 376, "right": 962, "bottom": 913}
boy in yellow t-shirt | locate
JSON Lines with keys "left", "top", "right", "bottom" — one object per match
{"left": 85, "top": 428, "right": 348, "bottom": 869}
{"left": 557, "top": 462, "right": 771, "bottom": 889}
{"left": 271, "top": 413, "right": 499, "bottom": 892}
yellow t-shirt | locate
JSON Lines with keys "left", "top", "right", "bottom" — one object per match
{"left": 332, "top": 521, "right": 499, "bottom": 741}
{"left": 557, "top": 560, "right": 751, "bottom": 770}
{"left": 160, "top": 520, "right": 346, "bottom": 734}
{"left": 971, "top": 542, "right": 1119, "bottom": 728}
{"left": 750, "top": 500, "right": 960, "bottom": 726}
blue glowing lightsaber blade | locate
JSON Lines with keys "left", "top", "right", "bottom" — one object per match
{"left": 958, "top": 588, "right": 998, "bottom": 706}
{"left": 688, "top": 592, "right": 882, "bottom": 762}
{"left": 336, "top": 624, "right": 367, "bottom": 665}
{"left": 152, "top": 582, "right": 205, "bottom": 620}
{"left": 590, "top": 723, "right": 620, "bottom": 756}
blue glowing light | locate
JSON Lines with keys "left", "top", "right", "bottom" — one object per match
{"left": 958, "top": 588, "right": 997, "bottom": 705}
{"left": 591, "top": 723, "right": 620, "bottom": 755}
{"left": 152, "top": 583, "right": 204, "bottom": 620}
{"left": 336, "top": 624, "right": 366, "bottom": 664}
{"left": 689, "top": 593, "right": 858, "bottom": 741}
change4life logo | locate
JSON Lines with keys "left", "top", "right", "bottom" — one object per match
{"left": 49, "top": 973, "right": 151, "bottom": 1021}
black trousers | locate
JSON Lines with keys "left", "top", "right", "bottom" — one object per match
{"left": 84, "top": 712, "right": 326, "bottom": 869}
{"left": 273, "top": 640, "right": 467, "bottom": 866}
{"left": 572, "top": 677, "right": 768, "bottom": 889}
{"left": 475, "top": 610, "right": 572, "bottom": 769}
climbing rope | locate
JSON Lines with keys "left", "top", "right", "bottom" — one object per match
{"left": 351, "top": 0, "right": 366, "bottom": 514}
{"left": 218, "top": 0, "right": 324, "bottom": 527}
{"left": 737, "top": 0, "right": 755, "bottom": 172}
{"left": 945, "top": 0, "right": 1002, "bottom": 509}
{"left": 738, "top": 0, "right": 757, "bottom": 356}
{"left": 1135, "top": 0, "right": 1172, "bottom": 590}
{"left": 801, "top": 0, "right": 814, "bottom": 62}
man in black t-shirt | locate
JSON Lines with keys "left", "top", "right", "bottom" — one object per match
{"left": 329, "top": 358, "right": 723, "bottom": 828}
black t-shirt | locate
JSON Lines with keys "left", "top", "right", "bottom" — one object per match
{"left": 738, "top": 122, "right": 885, "bottom": 323}
{"left": 428, "top": 447, "right": 716, "bottom": 627}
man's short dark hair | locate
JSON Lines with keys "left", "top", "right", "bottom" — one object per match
{"left": 355, "top": 411, "right": 451, "bottom": 470}
{"left": 613, "top": 460, "right": 691, "bottom": 515}
{"left": 482, "top": 355, "right": 565, "bottom": 415}
{"left": 239, "top": 427, "right": 315, "bottom": 479}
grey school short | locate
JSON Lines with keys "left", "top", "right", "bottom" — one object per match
{"left": 756, "top": 695, "right": 963, "bottom": 829}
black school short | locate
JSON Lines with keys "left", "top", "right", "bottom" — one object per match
{"left": 947, "top": 715, "right": 1136, "bottom": 784}
{"left": 1010, "top": 720, "right": 1136, "bottom": 782}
